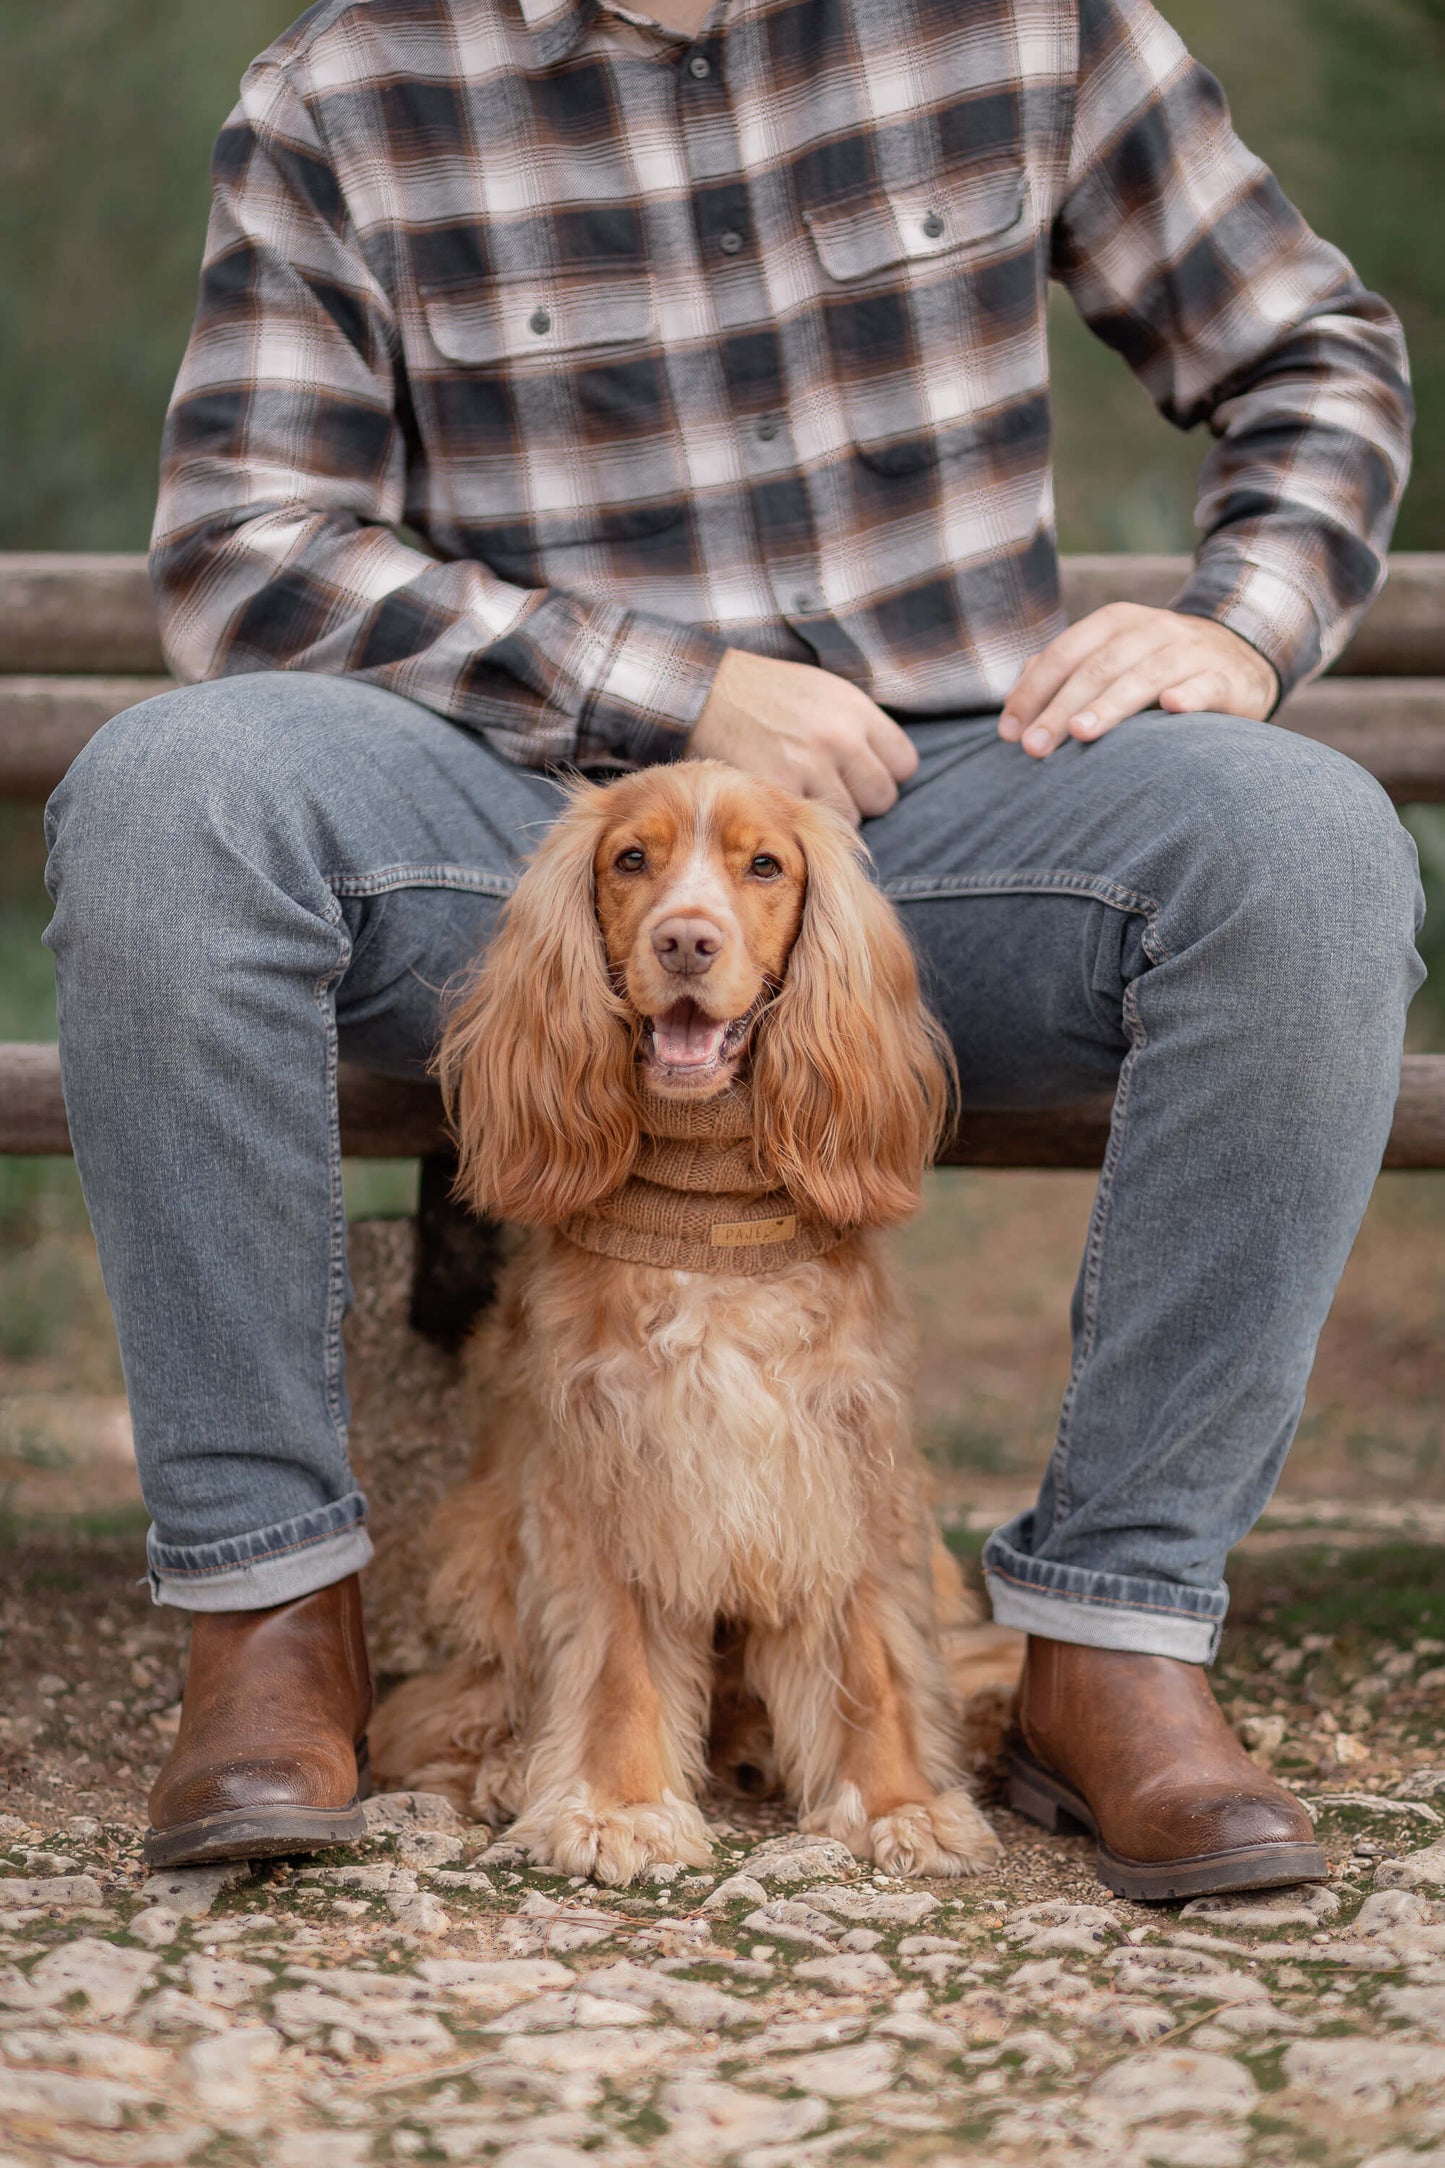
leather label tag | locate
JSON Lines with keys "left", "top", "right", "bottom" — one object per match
{"left": 710, "top": 1214, "right": 797, "bottom": 1248}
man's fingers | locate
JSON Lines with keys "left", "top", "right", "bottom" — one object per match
{"left": 838, "top": 742, "right": 904, "bottom": 819}
{"left": 1063, "top": 662, "right": 1176, "bottom": 743}
{"left": 1001, "top": 606, "right": 1135, "bottom": 733}
{"left": 811, "top": 776, "right": 863, "bottom": 825}
{"left": 865, "top": 709, "right": 920, "bottom": 784}
{"left": 1158, "top": 671, "right": 1230, "bottom": 714}
{"left": 1017, "top": 631, "right": 1172, "bottom": 755}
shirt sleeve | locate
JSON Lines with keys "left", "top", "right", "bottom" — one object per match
{"left": 1051, "top": 0, "right": 1413, "bottom": 697}
{"left": 149, "top": 62, "right": 726, "bottom": 771}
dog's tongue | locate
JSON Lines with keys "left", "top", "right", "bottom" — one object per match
{"left": 651, "top": 998, "right": 728, "bottom": 1069}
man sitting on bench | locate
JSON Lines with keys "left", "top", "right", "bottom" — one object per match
{"left": 45, "top": 0, "right": 1423, "bottom": 1893}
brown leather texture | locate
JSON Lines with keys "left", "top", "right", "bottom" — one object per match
{"left": 1016, "top": 1635, "right": 1317, "bottom": 1864}
{"left": 148, "top": 1574, "right": 374, "bottom": 1833}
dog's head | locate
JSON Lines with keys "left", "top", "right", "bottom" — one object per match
{"left": 438, "top": 760, "right": 954, "bottom": 1229}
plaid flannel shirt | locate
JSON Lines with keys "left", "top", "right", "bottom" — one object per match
{"left": 150, "top": 0, "right": 1412, "bottom": 772}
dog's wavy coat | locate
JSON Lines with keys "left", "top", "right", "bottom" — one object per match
{"left": 371, "top": 761, "right": 1003, "bottom": 1884}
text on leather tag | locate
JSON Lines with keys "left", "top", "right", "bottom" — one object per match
{"left": 710, "top": 1214, "right": 797, "bottom": 1248}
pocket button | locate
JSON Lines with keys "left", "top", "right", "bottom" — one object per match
{"left": 528, "top": 308, "right": 552, "bottom": 336}
{"left": 921, "top": 211, "right": 945, "bottom": 239}
{"left": 718, "top": 229, "right": 744, "bottom": 255}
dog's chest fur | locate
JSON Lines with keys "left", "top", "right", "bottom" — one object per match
{"left": 485, "top": 1233, "right": 914, "bottom": 1628}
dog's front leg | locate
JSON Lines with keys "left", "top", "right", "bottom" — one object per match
{"left": 505, "top": 1572, "right": 714, "bottom": 1886}
{"left": 754, "top": 1575, "right": 1001, "bottom": 1878}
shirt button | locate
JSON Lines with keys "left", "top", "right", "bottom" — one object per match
{"left": 756, "top": 418, "right": 779, "bottom": 442}
{"left": 791, "top": 591, "right": 817, "bottom": 614}
{"left": 921, "top": 211, "right": 945, "bottom": 239}
{"left": 528, "top": 308, "right": 552, "bottom": 335}
{"left": 687, "top": 52, "right": 710, "bottom": 77}
{"left": 718, "top": 229, "right": 744, "bottom": 255}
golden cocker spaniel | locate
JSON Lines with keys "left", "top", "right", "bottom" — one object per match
{"left": 371, "top": 759, "right": 1006, "bottom": 1884}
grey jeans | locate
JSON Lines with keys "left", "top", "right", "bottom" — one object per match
{"left": 44, "top": 673, "right": 1425, "bottom": 1658}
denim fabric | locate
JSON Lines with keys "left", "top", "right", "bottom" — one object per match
{"left": 45, "top": 677, "right": 1424, "bottom": 1645}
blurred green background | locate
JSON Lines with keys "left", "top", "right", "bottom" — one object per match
{"left": 0, "top": 0, "right": 1441, "bottom": 1410}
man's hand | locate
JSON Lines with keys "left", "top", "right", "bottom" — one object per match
{"left": 688, "top": 648, "right": 918, "bottom": 824}
{"left": 1000, "top": 607, "right": 1279, "bottom": 759}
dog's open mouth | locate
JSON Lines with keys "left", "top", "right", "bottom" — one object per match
{"left": 643, "top": 997, "right": 759, "bottom": 1086}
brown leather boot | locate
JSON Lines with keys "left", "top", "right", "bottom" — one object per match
{"left": 144, "top": 1575, "right": 374, "bottom": 1869}
{"left": 1009, "top": 1635, "right": 1326, "bottom": 1901}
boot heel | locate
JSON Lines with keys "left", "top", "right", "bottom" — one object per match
{"left": 1007, "top": 1759, "right": 1092, "bottom": 1836}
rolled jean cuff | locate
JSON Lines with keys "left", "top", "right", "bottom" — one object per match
{"left": 147, "top": 1493, "right": 373, "bottom": 1612}
{"left": 981, "top": 1525, "right": 1227, "bottom": 1664}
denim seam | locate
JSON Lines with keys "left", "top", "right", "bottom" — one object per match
{"left": 985, "top": 1557, "right": 1225, "bottom": 1620}
{"left": 153, "top": 1516, "right": 369, "bottom": 1579}
{"left": 907, "top": 873, "right": 1170, "bottom": 1520}
{"left": 1052, "top": 977, "right": 1148, "bottom": 1520}
{"left": 314, "top": 891, "right": 353, "bottom": 1466}
{"left": 881, "top": 868, "right": 1174, "bottom": 959}
{"left": 323, "top": 866, "right": 519, "bottom": 900}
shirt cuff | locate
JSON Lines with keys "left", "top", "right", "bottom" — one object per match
{"left": 577, "top": 609, "right": 731, "bottom": 768}
{"left": 1170, "top": 551, "right": 1331, "bottom": 708}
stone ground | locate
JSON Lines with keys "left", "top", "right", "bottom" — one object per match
{"left": 6, "top": 1525, "right": 1445, "bottom": 2167}
{"left": 2, "top": 1172, "right": 1442, "bottom": 2164}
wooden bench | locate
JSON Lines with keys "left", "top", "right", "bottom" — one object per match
{"left": 2, "top": 550, "right": 1442, "bottom": 1180}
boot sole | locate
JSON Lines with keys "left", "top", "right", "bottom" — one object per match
{"left": 142, "top": 1738, "right": 373, "bottom": 1870}
{"left": 1007, "top": 1745, "right": 1328, "bottom": 1903}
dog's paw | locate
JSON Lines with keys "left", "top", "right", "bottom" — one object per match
{"left": 867, "top": 1788, "right": 1002, "bottom": 1878}
{"left": 806, "top": 1783, "right": 1001, "bottom": 1878}
{"left": 508, "top": 1788, "right": 713, "bottom": 1887}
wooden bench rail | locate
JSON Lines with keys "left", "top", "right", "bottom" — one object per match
{"left": 3, "top": 553, "right": 1443, "bottom": 802}
{"left": 2, "top": 671, "right": 1441, "bottom": 803}
{"left": 4, "top": 551, "right": 1443, "bottom": 678}
{"left": 3, "top": 1042, "right": 1441, "bottom": 1170}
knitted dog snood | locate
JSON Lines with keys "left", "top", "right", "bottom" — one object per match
{"left": 562, "top": 1080, "right": 847, "bottom": 1274}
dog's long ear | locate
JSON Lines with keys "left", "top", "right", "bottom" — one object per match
{"left": 751, "top": 804, "right": 955, "bottom": 1229}
{"left": 435, "top": 783, "right": 639, "bottom": 1225}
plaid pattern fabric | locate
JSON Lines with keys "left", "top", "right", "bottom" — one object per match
{"left": 150, "top": 0, "right": 1412, "bottom": 772}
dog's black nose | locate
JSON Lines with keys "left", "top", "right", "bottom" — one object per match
{"left": 651, "top": 916, "right": 723, "bottom": 975}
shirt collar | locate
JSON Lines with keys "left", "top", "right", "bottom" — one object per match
{"left": 515, "top": 0, "right": 735, "bottom": 66}
{"left": 514, "top": 0, "right": 597, "bottom": 67}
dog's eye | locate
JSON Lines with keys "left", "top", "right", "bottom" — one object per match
{"left": 749, "top": 853, "right": 782, "bottom": 880}
{"left": 614, "top": 847, "right": 646, "bottom": 873}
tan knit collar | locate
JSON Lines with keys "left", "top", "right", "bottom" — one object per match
{"left": 562, "top": 1079, "right": 847, "bottom": 1275}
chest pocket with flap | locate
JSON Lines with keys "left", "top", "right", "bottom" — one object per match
{"left": 414, "top": 270, "right": 682, "bottom": 556}
{"left": 418, "top": 276, "right": 655, "bottom": 369}
{"left": 802, "top": 168, "right": 1031, "bottom": 476}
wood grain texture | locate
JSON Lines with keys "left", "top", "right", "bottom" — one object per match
{"left": 1059, "top": 554, "right": 1445, "bottom": 678}
{"left": 3, "top": 672, "right": 1441, "bottom": 799}
{"left": 3, "top": 1043, "right": 1441, "bottom": 1168}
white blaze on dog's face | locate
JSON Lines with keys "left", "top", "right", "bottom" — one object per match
{"left": 592, "top": 763, "right": 808, "bottom": 1095}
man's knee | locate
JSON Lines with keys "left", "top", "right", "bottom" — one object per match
{"left": 48, "top": 673, "right": 355, "bottom": 859}
{"left": 45, "top": 675, "right": 353, "bottom": 986}
{"left": 1157, "top": 715, "right": 1423, "bottom": 1010}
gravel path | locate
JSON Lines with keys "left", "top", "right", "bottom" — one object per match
{"left": 6, "top": 1541, "right": 1445, "bottom": 2168}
